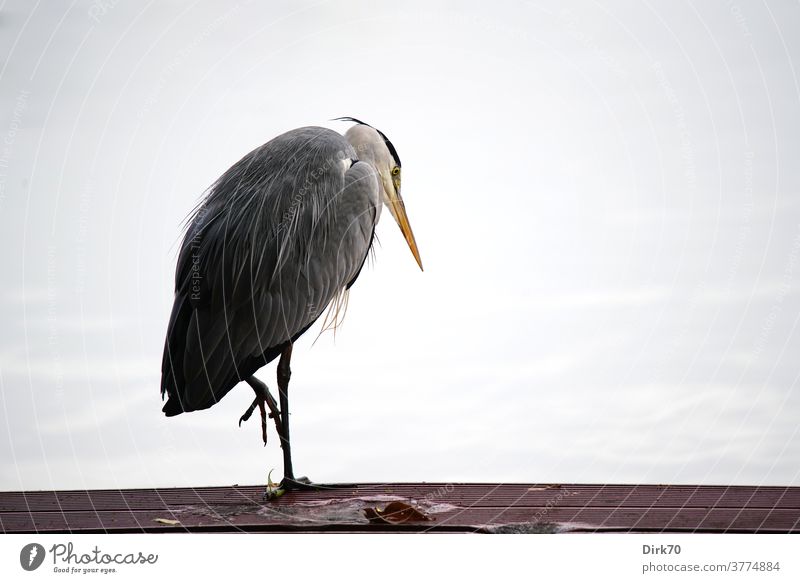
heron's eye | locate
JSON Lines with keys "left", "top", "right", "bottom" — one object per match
{"left": 391, "top": 166, "right": 400, "bottom": 176}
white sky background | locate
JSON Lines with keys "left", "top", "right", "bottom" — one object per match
{"left": 1, "top": 0, "right": 799, "bottom": 490}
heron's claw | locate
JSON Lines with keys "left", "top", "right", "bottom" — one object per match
{"left": 238, "top": 399, "right": 258, "bottom": 427}
{"left": 258, "top": 399, "right": 267, "bottom": 445}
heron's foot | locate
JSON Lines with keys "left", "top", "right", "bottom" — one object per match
{"left": 264, "top": 475, "right": 356, "bottom": 500}
{"left": 240, "top": 379, "right": 282, "bottom": 446}
{"left": 279, "top": 476, "right": 313, "bottom": 491}
{"left": 238, "top": 396, "right": 269, "bottom": 445}
{"left": 262, "top": 476, "right": 311, "bottom": 499}
{"left": 282, "top": 476, "right": 357, "bottom": 492}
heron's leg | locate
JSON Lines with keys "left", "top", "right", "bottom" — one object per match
{"left": 240, "top": 376, "right": 281, "bottom": 445}
{"left": 274, "top": 345, "right": 318, "bottom": 491}
{"left": 267, "top": 345, "right": 355, "bottom": 496}
{"left": 276, "top": 344, "right": 299, "bottom": 485}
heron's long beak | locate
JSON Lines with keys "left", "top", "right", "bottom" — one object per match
{"left": 387, "top": 190, "right": 423, "bottom": 271}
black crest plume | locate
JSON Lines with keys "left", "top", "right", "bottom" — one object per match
{"left": 333, "top": 117, "right": 401, "bottom": 167}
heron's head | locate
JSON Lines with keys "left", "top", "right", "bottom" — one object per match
{"left": 340, "top": 118, "right": 423, "bottom": 271}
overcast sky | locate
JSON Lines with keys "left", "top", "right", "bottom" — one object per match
{"left": 1, "top": 0, "right": 800, "bottom": 490}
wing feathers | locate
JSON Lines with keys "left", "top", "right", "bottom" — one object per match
{"left": 161, "top": 128, "right": 380, "bottom": 415}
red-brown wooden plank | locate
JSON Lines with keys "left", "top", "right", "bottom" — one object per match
{"left": 2, "top": 484, "right": 798, "bottom": 533}
{"left": 1, "top": 507, "right": 797, "bottom": 533}
{"left": 2, "top": 484, "right": 798, "bottom": 512}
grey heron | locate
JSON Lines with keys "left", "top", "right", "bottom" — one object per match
{"left": 160, "top": 118, "right": 422, "bottom": 491}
